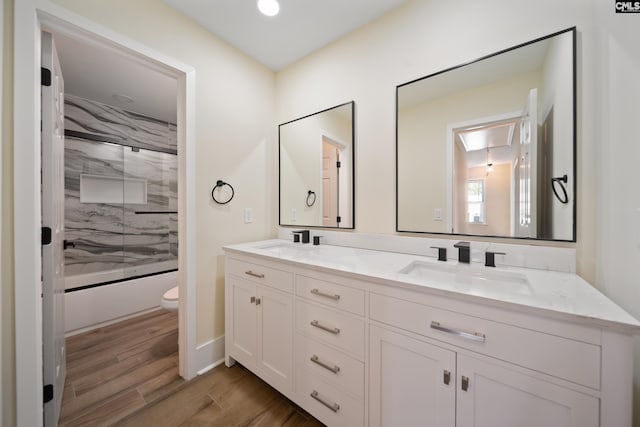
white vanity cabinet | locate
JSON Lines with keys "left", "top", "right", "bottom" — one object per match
{"left": 224, "top": 244, "right": 637, "bottom": 427}
{"left": 225, "top": 257, "right": 294, "bottom": 392}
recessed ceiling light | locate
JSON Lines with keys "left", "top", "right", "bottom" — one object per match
{"left": 257, "top": 0, "right": 280, "bottom": 17}
{"left": 112, "top": 93, "right": 134, "bottom": 103}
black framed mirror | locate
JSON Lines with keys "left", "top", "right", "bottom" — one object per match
{"left": 396, "top": 28, "right": 576, "bottom": 241}
{"left": 279, "top": 101, "right": 355, "bottom": 229}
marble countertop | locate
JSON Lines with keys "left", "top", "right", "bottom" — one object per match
{"left": 224, "top": 239, "right": 640, "bottom": 334}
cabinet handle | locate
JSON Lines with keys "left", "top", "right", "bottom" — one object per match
{"left": 461, "top": 375, "right": 469, "bottom": 391}
{"left": 310, "top": 288, "right": 341, "bottom": 301}
{"left": 430, "top": 321, "right": 486, "bottom": 343}
{"left": 245, "top": 270, "right": 265, "bottom": 278}
{"left": 310, "top": 320, "right": 340, "bottom": 335}
{"left": 443, "top": 370, "right": 451, "bottom": 385}
{"left": 250, "top": 296, "right": 256, "bottom": 304}
{"left": 310, "top": 354, "right": 341, "bottom": 374}
{"left": 310, "top": 390, "right": 340, "bottom": 412}
{"left": 255, "top": 298, "right": 261, "bottom": 306}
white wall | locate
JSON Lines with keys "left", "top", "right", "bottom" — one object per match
{"left": 52, "top": 0, "right": 277, "bottom": 343}
{"left": 592, "top": 0, "right": 640, "bottom": 422}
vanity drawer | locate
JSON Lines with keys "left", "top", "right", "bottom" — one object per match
{"left": 227, "top": 258, "right": 293, "bottom": 293}
{"left": 296, "top": 275, "right": 365, "bottom": 316}
{"left": 296, "top": 300, "right": 365, "bottom": 359}
{"left": 295, "top": 333, "right": 364, "bottom": 398}
{"left": 295, "top": 366, "right": 364, "bottom": 427}
{"left": 370, "top": 293, "right": 601, "bottom": 389}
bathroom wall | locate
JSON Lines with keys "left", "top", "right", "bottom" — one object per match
{"left": 591, "top": 0, "right": 640, "bottom": 421}
{"left": 52, "top": 0, "right": 277, "bottom": 344}
{"left": 64, "top": 95, "right": 178, "bottom": 283}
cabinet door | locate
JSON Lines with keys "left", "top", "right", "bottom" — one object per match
{"left": 257, "top": 285, "right": 293, "bottom": 392}
{"left": 369, "top": 326, "right": 456, "bottom": 427}
{"left": 456, "top": 354, "right": 599, "bottom": 427}
{"left": 228, "top": 276, "right": 257, "bottom": 368}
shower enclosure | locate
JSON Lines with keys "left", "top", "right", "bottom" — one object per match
{"left": 64, "top": 136, "right": 177, "bottom": 289}
{"left": 63, "top": 95, "right": 178, "bottom": 290}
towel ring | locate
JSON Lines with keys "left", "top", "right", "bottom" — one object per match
{"left": 551, "top": 175, "right": 569, "bottom": 204}
{"left": 212, "top": 180, "right": 234, "bottom": 204}
{"left": 306, "top": 190, "right": 317, "bottom": 207}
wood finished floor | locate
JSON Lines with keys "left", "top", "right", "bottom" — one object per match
{"left": 61, "top": 309, "right": 324, "bottom": 427}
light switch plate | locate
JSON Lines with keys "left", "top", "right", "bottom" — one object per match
{"left": 433, "top": 208, "right": 443, "bottom": 221}
{"left": 291, "top": 208, "right": 297, "bottom": 222}
{"left": 244, "top": 208, "right": 253, "bottom": 224}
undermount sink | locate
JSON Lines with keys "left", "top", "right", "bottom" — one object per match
{"left": 399, "top": 260, "right": 532, "bottom": 295}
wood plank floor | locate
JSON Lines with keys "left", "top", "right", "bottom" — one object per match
{"left": 61, "top": 309, "right": 324, "bottom": 427}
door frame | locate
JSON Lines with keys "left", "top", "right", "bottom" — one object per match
{"left": 14, "top": 2, "right": 198, "bottom": 425}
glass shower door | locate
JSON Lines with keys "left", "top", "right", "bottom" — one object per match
{"left": 122, "top": 146, "right": 178, "bottom": 280}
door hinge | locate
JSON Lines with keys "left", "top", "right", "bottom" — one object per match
{"left": 43, "top": 384, "right": 53, "bottom": 403}
{"left": 41, "top": 227, "right": 52, "bottom": 245}
{"left": 41, "top": 67, "right": 52, "bottom": 87}
{"left": 336, "top": 216, "right": 341, "bottom": 224}
{"left": 336, "top": 161, "right": 341, "bottom": 168}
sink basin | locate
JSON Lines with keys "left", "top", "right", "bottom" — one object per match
{"left": 399, "top": 260, "right": 532, "bottom": 296}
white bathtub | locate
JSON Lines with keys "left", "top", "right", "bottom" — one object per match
{"left": 64, "top": 266, "right": 177, "bottom": 335}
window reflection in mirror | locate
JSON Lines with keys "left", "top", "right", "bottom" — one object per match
{"left": 279, "top": 101, "right": 355, "bottom": 229}
{"left": 397, "top": 28, "right": 575, "bottom": 241}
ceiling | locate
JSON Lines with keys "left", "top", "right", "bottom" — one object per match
{"left": 54, "top": 31, "right": 178, "bottom": 123}
{"left": 162, "top": 0, "right": 411, "bottom": 71}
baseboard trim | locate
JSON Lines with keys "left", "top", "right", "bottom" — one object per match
{"left": 194, "top": 335, "right": 225, "bottom": 375}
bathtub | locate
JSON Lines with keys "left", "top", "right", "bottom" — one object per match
{"left": 64, "top": 262, "right": 178, "bottom": 335}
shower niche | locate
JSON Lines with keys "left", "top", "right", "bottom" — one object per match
{"left": 63, "top": 95, "right": 178, "bottom": 290}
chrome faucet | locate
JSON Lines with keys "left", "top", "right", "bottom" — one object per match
{"left": 454, "top": 241, "right": 470, "bottom": 263}
{"left": 291, "top": 230, "right": 310, "bottom": 244}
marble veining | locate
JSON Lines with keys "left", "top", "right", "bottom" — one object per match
{"left": 64, "top": 117, "right": 178, "bottom": 283}
{"left": 65, "top": 94, "right": 177, "bottom": 154}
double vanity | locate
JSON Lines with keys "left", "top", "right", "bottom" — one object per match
{"left": 224, "top": 237, "right": 640, "bottom": 427}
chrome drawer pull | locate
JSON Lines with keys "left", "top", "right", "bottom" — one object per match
{"left": 430, "top": 321, "right": 485, "bottom": 343}
{"left": 245, "top": 270, "right": 265, "bottom": 279}
{"left": 310, "top": 320, "right": 340, "bottom": 335}
{"left": 310, "top": 390, "right": 340, "bottom": 412}
{"left": 310, "top": 288, "right": 341, "bottom": 301}
{"left": 310, "top": 354, "right": 340, "bottom": 374}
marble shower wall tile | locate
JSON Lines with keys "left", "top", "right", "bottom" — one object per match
{"left": 64, "top": 94, "right": 177, "bottom": 154}
{"left": 64, "top": 100, "right": 178, "bottom": 280}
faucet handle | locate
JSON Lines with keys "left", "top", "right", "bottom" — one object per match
{"left": 485, "top": 251, "right": 506, "bottom": 268}
{"left": 430, "top": 246, "right": 447, "bottom": 262}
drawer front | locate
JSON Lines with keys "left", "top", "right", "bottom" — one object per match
{"left": 295, "top": 333, "right": 364, "bottom": 398}
{"left": 296, "top": 275, "right": 365, "bottom": 316}
{"left": 296, "top": 300, "right": 365, "bottom": 359}
{"left": 295, "top": 367, "right": 364, "bottom": 427}
{"left": 227, "top": 258, "right": 293, "bottom": 293}
{"left": 370, "top": 293, "right": 601, "bottom": 389}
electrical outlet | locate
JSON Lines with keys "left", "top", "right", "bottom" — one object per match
{"left": 244, "top": 208, "right": 253, "bottom": 224}
{"left": 433, "top": 208, "right": 443, "bottom": 221}
{"left": 291, "top": 208, "right": 297, "bottom": 222}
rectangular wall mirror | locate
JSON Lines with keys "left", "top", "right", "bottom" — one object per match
{"left": 397, "top": 28, "right": 576, "bottom": 241}
{"left": 279, "top": 101, "right": 355, "bottom": 228}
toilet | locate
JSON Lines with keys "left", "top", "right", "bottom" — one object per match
{"left": 161, "top": 286, "right": 179, "bottom": 311}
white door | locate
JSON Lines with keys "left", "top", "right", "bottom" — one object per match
{"left": 369, "top": 326, "right": 456, "bottom": 427}
{"left": 256, "top": 285, "right": 293, "bottom": 392}
{"left": 516, "top": 88, "right": 538, "bottom": 238}
{"left": 322, "top": 141, "right": 339, "bottom": 227}
{"left": 456, "top": 354, "right": 599, "bottom": 427}
{"left": 41, "top": 31, "right": 66, "bottom": 426}
{"left": 229, "top": 276, "right": 258, "bottom": 368}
